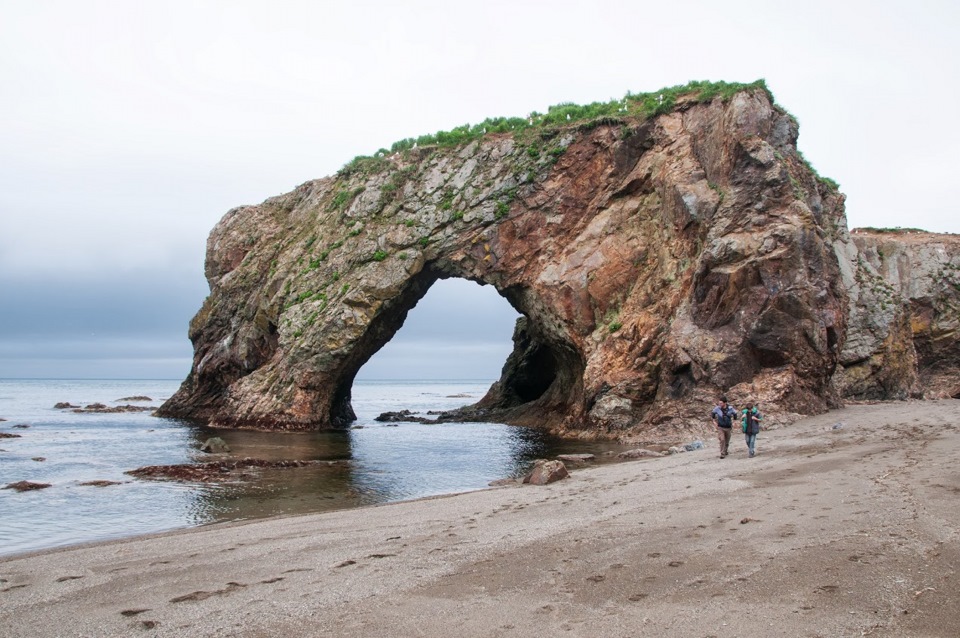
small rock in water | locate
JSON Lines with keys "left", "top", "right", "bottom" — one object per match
{"left": 13, "top": 424, "right": 30, "bottom": 429}
{"left": 4, "top": 481, "right": 52, "bottom": 492}
{"left": 54, "top": 402, "right": 80, "bottom": 409}
{"left": 31, "top": 457, "right": 46, "bottom": 462}
{"left": 199, "top": 437, "right": 230, "bottom": 454}
{"left": 0, "top": 432, "right": 22, "bottom": 439}
{"left": 116, "top": 396, "right": 153, "bottom": 401}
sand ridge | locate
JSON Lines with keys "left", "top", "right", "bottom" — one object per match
{"left": 1, "top": 400, "right": 958, "bottom": 637}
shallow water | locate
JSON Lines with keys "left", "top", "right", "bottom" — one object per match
{"left": 0, "top": 379, "right": 629, "bottom": 557}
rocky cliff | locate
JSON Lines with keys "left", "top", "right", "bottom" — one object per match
{"left": 834, "top": 229, "right": 960, "bottom": 400}
{"left": 158, "top": 82, "right": 959, "bottom": 436}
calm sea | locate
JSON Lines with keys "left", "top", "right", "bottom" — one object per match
{"left": 0, "top": 379, "right": 628, "bottom": 557}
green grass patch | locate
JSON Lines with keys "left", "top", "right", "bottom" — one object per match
{"left": 339, "top": 80, "right": 774, "bottom": 176}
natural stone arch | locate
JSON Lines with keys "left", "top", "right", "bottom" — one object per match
{"left": 326, "top": 265, "right": 585, "bottom": 428}
{"left": 159, "top": 87, "right": 853, "bottom": 435}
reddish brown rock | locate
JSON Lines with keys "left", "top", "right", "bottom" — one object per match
{"left": 156, "top": 83, "right": 958, "bottom": 438}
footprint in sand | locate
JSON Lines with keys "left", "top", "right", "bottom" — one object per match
{"left": 120, "top": 609, "right": 151, "bottom": 617}
{"left": 170, "top": 582, "right": 246, "bottom": 603}
{"left": 2, "top": 583, "right": 29, "bottom": 592}
{"left": 55, "top": 575, "right": 83, "bottom": 582}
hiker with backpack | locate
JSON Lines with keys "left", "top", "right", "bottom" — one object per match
{"left": 741, "top": 402, "right": 763, "bottom": 457}
{"left": 711, "top": 397, "right": 738, "bottom": 458}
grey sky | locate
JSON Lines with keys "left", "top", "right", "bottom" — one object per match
{"left": 1, "top": 0, "right": 958, "bottom": 379}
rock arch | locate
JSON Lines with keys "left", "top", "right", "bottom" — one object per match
{"left": 159, "top": 88, "right": 853, "bottom": 435}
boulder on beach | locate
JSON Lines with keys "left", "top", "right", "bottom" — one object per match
{"left": 522, "top": 459, "right": 569, "bottom": 485}
{"left": 557, "top": 454, "right": 595, "bottom": 463}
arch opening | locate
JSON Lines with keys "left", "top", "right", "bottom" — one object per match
{"left": 333, "top": 274, "right": 525, "bottom": 425}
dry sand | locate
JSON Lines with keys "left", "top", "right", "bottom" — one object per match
{"left": 2, "top": 400, "right": 959, "bottom": 637}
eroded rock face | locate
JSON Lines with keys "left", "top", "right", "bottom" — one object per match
{"left": 833, "top": 230, "right": 960, "bottom": 399}
{"left": 159, "top": 88, "right": 862, "bottom": 435}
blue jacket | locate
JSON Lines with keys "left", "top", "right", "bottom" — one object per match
{"left": 712, "top": 405, "right": 737, "bottom": 428}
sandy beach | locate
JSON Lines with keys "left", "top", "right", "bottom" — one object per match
{"left": 2, "top": 400, "right": 959, "bottom": 637}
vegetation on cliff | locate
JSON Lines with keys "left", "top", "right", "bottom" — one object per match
{"left": 341, "top": 79, "right": 773, "bottom": 176}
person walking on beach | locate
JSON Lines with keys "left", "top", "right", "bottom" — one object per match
{"left": 711, "top": 397, "right": 737, "bottom": 458}
{"left": 741, "top": 402, "right": 763, "bottom": 457}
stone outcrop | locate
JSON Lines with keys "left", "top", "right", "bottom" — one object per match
{"left": 158, "top": 83, "right": 958, "bottom": 437}
{"left": 833, "top": 229, "right": 960, "bottom": 399}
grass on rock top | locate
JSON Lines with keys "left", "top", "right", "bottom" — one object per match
{"left": 339, "top": 80, "right": 773, "bottom": 176}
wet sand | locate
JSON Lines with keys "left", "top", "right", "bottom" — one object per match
{"left": 2, "top": 400, "right": 959, "bottom": 637}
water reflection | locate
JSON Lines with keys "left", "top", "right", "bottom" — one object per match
{"left": 0, "top": 379, "right": 635, "bottom": 556}
{"left": 182, "top": 419, "right": 632, "bottom": 524}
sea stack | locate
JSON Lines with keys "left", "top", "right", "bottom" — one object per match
{"left": 158, "top": 81, "right": 960, "bottom": 435}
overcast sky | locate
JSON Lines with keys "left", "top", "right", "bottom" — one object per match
{"left": 1, "top": 0, "right": 958, "bottom": 380}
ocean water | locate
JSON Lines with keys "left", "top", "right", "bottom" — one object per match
{"left": 0, "top": 379, "right": 628, "bottom": 557}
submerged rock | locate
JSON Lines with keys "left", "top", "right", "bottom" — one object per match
{"left": 78, "top": 480, "right": 122, "bottom": 487}
{"left": 71, "top": 404, "right": 155, "bottom": 414}
{"left": 199, "top": 437, "right": 230, "bottom": 453}
{"left": 4, "top": 481, "right": 52, "bottom": 492}
{"left": 126, "top": 458, "right": 347, "bottom": 483}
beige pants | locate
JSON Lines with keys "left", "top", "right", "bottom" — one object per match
{"left": 717, "top": 427, "right": 732, "bottom": 457}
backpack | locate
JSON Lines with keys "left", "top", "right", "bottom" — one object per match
{"left": 717, "top": 409, "right": 733, "bottom": 428}
{"left": 743, "top": 409, "right": 761, "bottom": 434}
